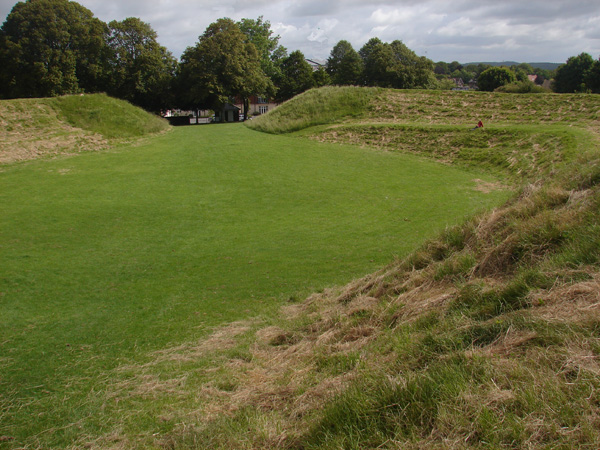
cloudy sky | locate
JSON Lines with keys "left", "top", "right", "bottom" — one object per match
{"left": 1, "top": 0, "right": 599, "bottom": 64}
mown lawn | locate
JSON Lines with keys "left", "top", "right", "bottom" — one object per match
{"left": 0, "top": 123, "right": 509, "bottom": 447}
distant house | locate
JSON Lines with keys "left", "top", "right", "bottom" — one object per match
{"left": 305, "top": 58, "right": 326, "bottom": 71}
{"left": 528, "top": 74, "right": 538, "bottom": 83}
{"left": 234, "top": 95, "right": 279, "bottom": 119}
{"left": 451, "top": 78, "right": 465, "bottom": 89}
{"left": 451, "top": 77, "right": 474, "bottom": 91}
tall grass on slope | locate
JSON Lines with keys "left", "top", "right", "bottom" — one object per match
{"left": 164, "top": 149, "right": 600, "bottom": 450}
{"left": 246, "top": 86, "right": 381, "bottom": 134}
{"left": 314, "top": 123, "right": 583, "bottom": 183}
{"left": 0, "top": 93, "right": 169, "bottom": 164}
{"left": 51, "top": 93, "right": 169, "bottom": 139}
{"left": 371, "top": 89, "right": 600, "bottom": 126}
{"left": 160, "top": 91, "right": 600, "bottom": 449}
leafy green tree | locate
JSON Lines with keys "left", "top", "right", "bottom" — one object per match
{"left": 553, "top": 52, "right": 595, "bottom": 93}
{"left": 451, "top": 68, "right": 470, "bottom": 83}
{"left": 0, "top": 0, "right": 107, "bottom": 98}
{"left": 585, "top": 59, "right": 600, "bottom": 93}
{"left": 533, "top": 67, "right": 553, "bottom": 85}
{"left": 477, "top": 66, "right": 515, "bottom": 91}
{"left": 359, "top": 38, "right": 394, "bottom": 87}
{"left": 106, "top": 18, "right": 176, "bottom": 111}
{"left": 512, "top": 67, "right": 529, "bottom": 82}
{"left": 238, "top": 15, "right": 287, "bottom": 94}
{"left": 312, "top": 67, "right": 331, "bottom": 87}
{"left": 448, "top": 61, "right": 463, "bottom": 73}
{"left": 389, "top": 40, "right": 435, "bottom": 89}
{"left": 177, "top": 18, "right": 272, "bottom": 117}
{"left": 358, "top": 37, "right": 384, "bottom": 61}
{"left": 327, "top": 40, "right": 363, "bottom": 85}
{"left": 276, "top": 50, "right": 314, "bottom": 101}
{"left": 515, "top": 63, "right": 534, "bottom": 74}
{"left": 359, "top": 38, "right": 434, "bottom": 89}
{"left": 435, "top": 61, "right": 449, "bottom": 75}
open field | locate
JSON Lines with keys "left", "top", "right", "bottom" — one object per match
{"left": 0, "top": 111, "right": 508, "bottom": 448}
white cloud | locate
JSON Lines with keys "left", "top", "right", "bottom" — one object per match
{"left": 1, "top": 0, "right": 599, "bottom": 62}
{"left": 370, "top": 8, "right": 415, "bottom": 25}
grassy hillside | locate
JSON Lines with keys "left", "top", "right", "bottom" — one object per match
{"left": 0, "top": 93, "right": 169, "bottom": 164}
{"left": 0, "top": 119, "right": 506, "bottom": 448}
{"left": 246, "top": 86, "right": 381, "bottom": 134}
{"left": 182, "top": 87, "right": 600, "bottom": 449}
{"left": 248, "top": 87, "right": 600, "bottom": 134}
{"left": 2, "top": 86, "right": 599, "bottom": 449}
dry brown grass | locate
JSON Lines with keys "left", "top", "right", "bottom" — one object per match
{"left": 0, "top": 100, "right": 109, "bottom": 164}
{"left": 372, "top": 90, "right": 600, "bottom": 126}
{"left": 531, "top": 272, "right": 600, "bottom": 323}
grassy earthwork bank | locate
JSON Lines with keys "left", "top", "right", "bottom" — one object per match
{"left": 208, "top": 88, "right": 600, "bottom": 449}
{"left": 0, "top": 94, "right": 509, "bottom": 448}
{"left": 0, "top": 93, "right": 169, "bottom": 164}
{"left": 2, "top": 87, "right": 600, "bottom": 449}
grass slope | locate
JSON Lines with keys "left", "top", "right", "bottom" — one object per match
{"left": 246, "top": 86, "right": 381, "bottom": 134}
{"left": 164, "top": 87, "right": 600, "bottom": 449}
{"left": 0, "top": 93, "right": 169, "bottom": 164}
{"left": 4, "top": 86, "right": 600, "bottom": 449}
{"left": 0, "top": 120, "right": 506, "bottom": 448}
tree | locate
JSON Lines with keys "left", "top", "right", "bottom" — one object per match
{"left": 477, "top": 66, "right": 515, "bottom": 91}
{"left": 585, "top": 59, "right": 600, "bottom": 93}
{"left": 434, "top": 61, "right": 449, "bottom": 75}
{"left": 448, "top": 61, "right": 463, "bottom": 73}
{"left": 276, "top": 50, "right": 314, "bottom": 101}
{"left": 388, "top": 40, "right": 435, "bottom": 89}
{"left": 106, "top": 18, "right": 177, "bottom": 111}
{"left": 553, "top": 52, "right": 595, "bottom": 93}
{"left": 327, "top": 40, "right": 363, "bottom": 85}
{"left": 359, "top": 38, "right": 434, "bottom": 89}
{"left": 312, "top": 67, "right": 331, "bottom": 88}
{"left": 359, "top": 38, "right": 394, "bottom": 87}
{"left": 176, "top": 18, "right": 272, "bottom": 117}
{"left": 0, "top": 0, "right": 107, "bottom": 98}
{"left": 237, "top": 16, "right": 286, "bottom": 85}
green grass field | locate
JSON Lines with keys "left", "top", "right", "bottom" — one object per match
{"left": 0, "top": 121, "right": 508, "bottom": 447}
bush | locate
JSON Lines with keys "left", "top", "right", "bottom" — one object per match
{"left": 495, "top": 80, "right": 548, "bottom": 94}
{"left": 478, "top": 67, "right": 516, "bottom": 92}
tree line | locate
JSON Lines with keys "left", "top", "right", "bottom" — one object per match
{"left": 1, "top": 0, "right": 599, "bottom": 115}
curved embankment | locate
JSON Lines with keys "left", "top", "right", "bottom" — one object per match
{"left": 151, "top": 87, "right": 600, "bottom": 449}
{"left": 73, "top": 87, "right": 600, "bottom": 449}
{"left": 0, "top": 93, "right": 169, "bottom": 164}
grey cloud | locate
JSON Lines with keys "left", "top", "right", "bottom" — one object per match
{"left": 1, "top": 0, "right": 599, "bottom": 62}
